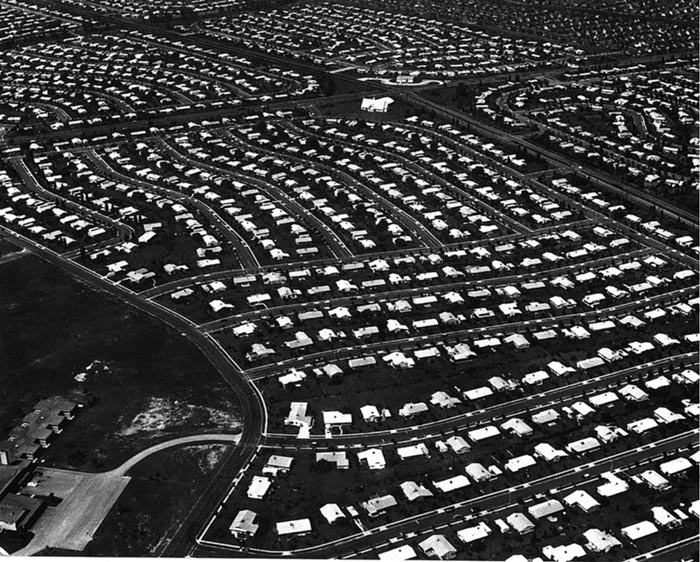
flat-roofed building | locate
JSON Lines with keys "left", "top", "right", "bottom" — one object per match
{"left": 621, "top": 520, "right": 658, "bottom": 541}
{"left": 276, "top": 518, "right": 312, "bottom": 537}
{"left": 247, "top": 476, "right": 272, "bottom": 500}
{"left": 457, "top": 521, "right": 492, "bottom": 544}
{"left": 0, "top": 493, "right": 43, "bottom": 532}
{"left": 433, "top": 475, "right": 470, "bottom": 493}
{"left": 378, "top": 545, "right": 417, "bottom": 560}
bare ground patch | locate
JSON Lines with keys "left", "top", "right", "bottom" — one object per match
{"left": 117, "top": 397, "right": 240, "bottom": 437}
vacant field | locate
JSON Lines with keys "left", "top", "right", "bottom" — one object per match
{"left": 85, "top": 443, "right": 232, "bottom": 556}
{"left": 0, "top": 255, "right": 241, "bottom": 471}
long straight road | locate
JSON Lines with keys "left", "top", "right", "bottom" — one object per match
{"left": 405, "top": 93, "right": 698, "bottom": 229}
{"left": 261, "top": 352, "right": 697, "bottom": 448}
{"left": 195, "top": 430, "right": 699, "bottom": 557}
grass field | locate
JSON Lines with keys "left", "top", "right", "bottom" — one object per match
{"left": 0, "top": 254, "right": 241, "bottom": 471}
{"left": 84, "top": 443, "right": 232, "bottom": 556}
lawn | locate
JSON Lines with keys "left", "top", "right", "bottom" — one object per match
{"left": 0, "top": 254, "right": 241, "bottom": 471}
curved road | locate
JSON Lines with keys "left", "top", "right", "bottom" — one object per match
{"left": 0, "top": 225, "right": 266, "bottom": 557}
{"left": 106, "top": 433, "right": 242, "bottom": 478}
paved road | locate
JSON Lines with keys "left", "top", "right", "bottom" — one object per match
{"left": 83, "top": 149, "right": 261, "bottom": 269}
{"left": 242, "top": 285, "right": 696, "bottom": 379}
{"left": 14, "top": 469, "right": 130, "bottom": 556}
{"left": 154, "top": 137, "right": 353, "bottom": 260}
{"left": 105, "top": 433, "right": 242, "bottom": 478}
{"left": 627, "top": 535, "right": 700, "bottom": 562}
{"left": 8, "top": 156, "right": 134, "bottom": 242}
{"left": 406, "top": 93, "right": 698, "bottom": 229}
{"left": 0, "top": 225, "right": 266, "bottom": 557}
{"left": 195, "top": 430, "right": 699, "bottom": 556}
{"left": 0, "top": 246, "right": 28, "bottom": 265}
{"left": 261, "top": 352, "right": 697, "bottom": 447}
{"left": 136, "top": 222, "right": 570, "bottom": 299}
{"left": 197, "top": 246, "right": 652, "bottom": 332}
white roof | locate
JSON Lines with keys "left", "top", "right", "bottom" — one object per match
{"left": 659, "top": 457, "right": 692, "bottom": 476}
{"left": 505, "top": 454, "right": 536, "bottom": 473}
{"left": 566, "top": 437, "right": 600, "bottom": 454}
{"left": 523, "top": 370, "right": 549, "bottom": 385}
{"left": 563, "top": 489, "right": 600, "bottom": 512}
{"left": 582, "top": 528, "right": 621, "bottom": 553}
{"left": 619, "top": 384, "right": 649, "bottom": 401}
{"left": 357, "top": 448, "right": 386, "bottom": 469}
{"left": 456, "top": 521, "right": 492, "bottom": 544}
{"left": 651, "top": 506, "right": 679, "bottom": 527}
{"left": 597, "top": 472, "right": 629, "bottom": 497}
{"left": 418, "top": 534, "right": 457, "bottom": 559}
{"left": 621, "top": 520, "right": 658, "bottom": 541}
{"left": 640, "top": 469, "right": 670, "bottom": 489}
{"left": 505, "top": 512, "right": 535, "bottom": 533}
{"left": 532, "top": 409, "right": 560, "bottom": 425}
{"left": 465, "top": 463, "right": 492, "bottom": 482}
{"left": 445, "top": 435, "right": 471, "bottom": 453}
{"left": 319, "top": 503, "right": 345, "bottom": 524}
{"left": 501, "top": 418, "right": 534, "bottom": 436}
{"left": 396, "top": 443, "right": 429, "bottom": 459}
{"left": 463, "top": 386, "right": 493, "bottom": 401}
{"left": 229, "top": 509, "right": 258, "bottom": 535}
{"left": 433, "top": 475, "right": 470, "bottom": 492}
{"left": 276, "top": 518, "right": 312, "bottom": 536}
{"left": 534, "top": 443, "right": 567, "bottom": 462}
{"left": 378, "top": 545, "right": 417, "bottom": 560}
{"left": 360, "top": 405, "right": 380, "bottom": 420}
{"left": 400, "top": 481, "right": 433, "bottom": 501}
{"left": 322, "top": 411, "right": 352, "bottom": 425}
{"left": 247, "top": 476, "right": 272, "bottom": 499}
{"left": 627, "top": 417, "right": 659, "bottom": 434}
{"left": 361, "top": 96, "right": 394, "bottom": 112}
{"left": 528, "top": 499, "right": 564, "bottom": 519}
{"left": 541, "top": 543, "right": 586, "bottom": 562}
{"left": 468, "top": 425, "right": 500, "bottom": 442}
{"left": 588, "top": 391, "right": 618, "bottom": 407}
